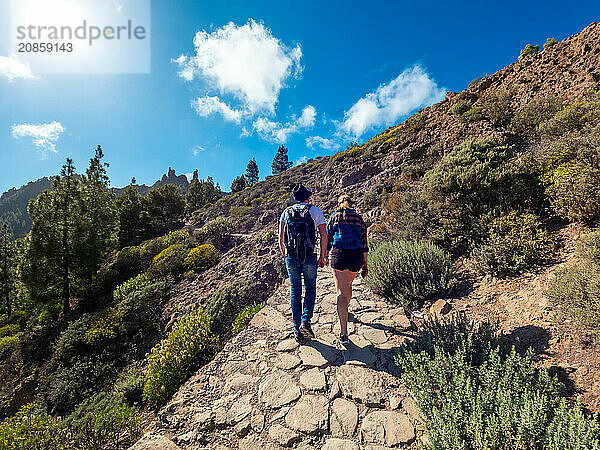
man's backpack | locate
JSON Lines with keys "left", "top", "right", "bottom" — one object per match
{"left": 283, "top": 204, "right": 316, "bottom": 261}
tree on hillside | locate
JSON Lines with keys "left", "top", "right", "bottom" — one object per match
{"left": 115, "top": 185, "right": 145, "bottom": 247}
{"left": 144, "top": 184, "right": 186, "bottom": 236}
{"left": 231, "top": 175, "right": 246, "bottom": 193}
{"left": 186, "top": 169, "right": 202, "bottom": 213}
{"left": 271, "top": 145, "right": 293, "bottom": 174}
{"left": 22, "top": 159, "right": 81, "bottom": 313}
{"left": 0, "top": 223, "right": 15, "bottom": 318}
{"left": 77, "top": 145, "right": 118, "bottom": 283}
{"left": 245, "top": 158, "right": 259, "bottom": 186}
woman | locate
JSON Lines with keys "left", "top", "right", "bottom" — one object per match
{"left": 325, "top": 194, "right": 368, "bottom": 346}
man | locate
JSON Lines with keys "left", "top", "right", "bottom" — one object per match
{"left": 279, "top": 184, "right": 328, "bottom": 343}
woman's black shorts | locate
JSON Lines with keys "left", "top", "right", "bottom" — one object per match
{"left": 330, "top": 247, "right": 364, "bottom": 272}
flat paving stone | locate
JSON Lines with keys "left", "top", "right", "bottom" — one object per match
{"left": 336, "top": 365, "right": 387, "bottom": 407}
{"left": 276, "top": 338, "right": 299, "bottom": 352}
{"left": 360, "top": 411, "right": 415, "bottom": 446}
{"left": 299, "top": 340, "right": 340, "bottom": 368}
{"left": 300, "top": 367, "right": 327, "bottom": 391}
{"left": 322, "top": 438, "right": 360, "bottom": 450}
{"left": 285, "top": 394, "right": 329, "bottom": 435}
{"left": 275, "top": 353, "right": 301, "bottom": 370}
{"left": 258, "top": 371, "right": 301, "bottom": 408}
{"left": 330, "top": 397, "right": 358, "bottom": 437}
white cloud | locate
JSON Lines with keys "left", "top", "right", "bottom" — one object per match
{"left": 305, "top": 135, "right": 339, "bottom": 151}
{"left": 174, "top": 19, "right": 302, "bottom": 116}
{"left": 253, "top": 105, "right": 316, "bottom": 143}
{"left": 339, "top": 65, "right": 445, "bottom": 138}
{"left": 11, "top": 121, "right": 65, "bottom": 157}
{"left": 294, "top": 156, "right": 309, "bottom": 166}
{"left": 0, "top": 54, "right": 34, "bottom": 81}
{"left": 191, "top": 96, "right": 245, "bottom": 123}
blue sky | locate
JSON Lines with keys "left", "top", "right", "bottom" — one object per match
{"left": 0, "top": 0, "right": 598, "bottom": 193}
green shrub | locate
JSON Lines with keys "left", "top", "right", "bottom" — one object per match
{"left": 95, "top": 246, "right": 143, "bottom": 294}
{"left": 113, "top": 367, "right": 145, "bottom": 406}
{"left": 510, "top": 94, "right": 564, "bottom": 136}
{"left": 479, "top": 89, "right": 513, "bottom": 126}
{"left": 422, "top": 137, "right": 513, "bottom": 251}
{"left": 184, "top": 244, "right": 219, "bottom": 272}
{"left": 0, "top": 335, "right": 19, "bottom": 359}
{"left": 462, "top": 105, "right": 486, "bottom": 122}
{"left": 83, "top": 309, "right": 123, "bottom": 345}
{"left": 148, "top": 243, "right": 189, "bottom": 278}
{"left": 45, "top": 355, "right": 119, "bottom": 416}
{"left": 0, "top": 323, "right": 20, "bottom": 338}
{"left": 537, "top": 126, "right": 600, "bottom": 222}
{"left": 543, "top": 37, "right": 558, "bottom": 50}
{"left": 546, "top": 231, "right": 600, "bottom": 343}
{"left": 66, "top": 391, "right": 142, "bottom": 450}
{"left": 113, "top": 272, "right": 151, "bottom": 303}
{"left": 449, "top": 99, "right": 471, "bottom": 115}
{"left": 232, "top": 304, "right": 264, "bottom": 335}
{"left": 205, "top": 280, "right": 258, "bottom": 335}
{"left": 576, "top": 230, "right": 600, "bottom": 266}
{"left": 0, "top": 403, "right": 72, "bottom": 450}
{"left": 143, "top": 308, "right": 215, "bottom": 406}
{"left": 520, "top": 43, "right": 540, "bottom": 57}
{"left": 259, "top": 230, "right": 276, "bottom": 244}
{"left": 194, "top": 217, "right": 233, "bottom": 250}
{"left": 472, "top": 212, "right": 553, "bottom": 275}
{"left": 538, "top": 98, "right": 600, "bottom": 137}
{"left": 366, "top": 240, "right": 456, "bottom": 309}
{"left": 115, "top": 277, "right": 168, "bottom": 334}
{"left": 52, "top": 314, "right": 94, "bottom": 360}
{"left": 395, "top": 314, "right": 600, "bottom": 450}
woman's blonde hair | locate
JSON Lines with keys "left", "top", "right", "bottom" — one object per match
{"left": 338, "top": 194, "right": 353, "bottom": 219}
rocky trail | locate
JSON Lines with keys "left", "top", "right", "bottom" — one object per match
{"left": 132, "top": 268, "right": 423, "bottom": 450}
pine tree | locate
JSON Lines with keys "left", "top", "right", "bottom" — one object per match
{"left": 245, "top": 158, "right": 259, "bottom": 186}
{"left": 231, "top": 175, "right": 246, "bottom": 193}
{"left": 77, "top": 145, "right": 118, "bottom": 284}
{"left": 186, "top": 169, "right": 202, "bottom": 213}
{"left": 271, "top": 145, "right": 293, "bottom": 174}
{"left": 115, "top": 185, "right": 144, "bottom": 247}
{"left": 23, "top": 159, "right": 81, "bottom": 312}
{"left": 0, "top": 223, "right": 14, "bottom": 318}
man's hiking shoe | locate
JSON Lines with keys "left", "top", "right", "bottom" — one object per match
{"left": 340, "top": 334, "right": 350, "bottom": 346}
{"left": 294, "top": 329, "right": 307, "bottom": 344}
{"left": 299, "top": 321, "right": 315, "bottom": 339}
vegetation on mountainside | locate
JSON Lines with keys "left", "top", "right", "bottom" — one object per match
{"left": 547, "top": 230, "right": 600, "bottom": 343}
{"left": 143, "top": 308, "right": 215, "bottom": 407}
{"left": 396, "top": 314, "right": 600, "bottom": 449}
{"left": 206, "top": 280, "right": 258, "bottom": 335}
{"left": 231, "top": 303, "right": 264, "bottom": 335}
{"left": 366, "top": 240, "right": 456, "bottom": 309}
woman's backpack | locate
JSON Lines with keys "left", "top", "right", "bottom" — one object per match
{"left": 283, "top": 204, "right": 316, "bottom": 261}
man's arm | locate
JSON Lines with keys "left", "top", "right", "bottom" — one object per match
{"left": 317, "top": 223, "right": 328, "bottom": 266}
{"left": 278, "top": 220, "right": 286, "bottom": 257}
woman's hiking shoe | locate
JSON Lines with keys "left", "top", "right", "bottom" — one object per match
{"left": 299, "top": 321, "right": 315, "bottom": 339}
{"left": 340, "top": 334, "right": 350, "bottom": 346}
{"left": 294, "top": 329, "right": 307, "bottom": 344}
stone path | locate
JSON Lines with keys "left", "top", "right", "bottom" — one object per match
{"left": 131, "top": 269, "right": 423, "bottom": 449}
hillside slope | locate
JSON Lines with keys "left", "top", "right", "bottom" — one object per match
{"left": 127, "top": 22, "right": 600, "bottom": 449}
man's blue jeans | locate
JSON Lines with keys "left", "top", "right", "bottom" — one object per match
{"left": 285, "top": 253, "right": 318, "bottom": 330}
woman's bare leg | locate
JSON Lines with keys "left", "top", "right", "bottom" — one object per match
{"left": 333, "top": 269, "right": 358, "bottom": 336}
